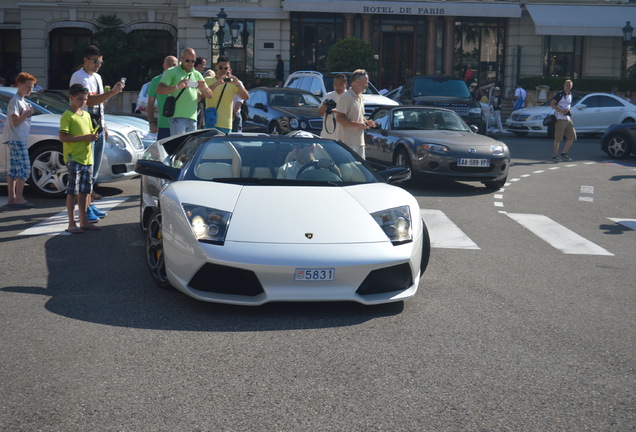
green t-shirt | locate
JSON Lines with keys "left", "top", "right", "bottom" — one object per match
{"left": 204, "top": 77, "right": 239, "bottom": 130}
{"left": 147, "top": 73, "right": 170, "bottom": 129}
{"left": 59, "top": 110, "right": 93, "bottom": 165}
{"left": 159, "top": 65, "right": 204, "bottom": 121}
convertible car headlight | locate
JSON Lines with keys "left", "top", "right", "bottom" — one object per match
{"left": 182, "top": 204, "right": 232, "bottom": 245}
{"left": 107, "top": 133, "right": 127, "bottom": 149}
{"left": 290, "top": 118, "right": 300, "bottom": 129}
{"left": 371, "top": 205, "right": 412, "bottom": 245}
{"left": 421, "top": 143, "right": 450, "bottom": 154}
{"left": 490, "top": 144, "right": 507, "bottom": 155}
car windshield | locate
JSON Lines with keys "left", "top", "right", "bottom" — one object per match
{"left": 413, "top": 79, "right": 471, "bottom": 98}
{"left": 324, "top": 75, "right": 380, "bottom": 95}
{"left": 380, "top": 108, "right": 472, "bottom": 132}
{"left": 269, "top": 92, "right": 322, "bottom": 107}
{"left": 180, "top": 137, "right": 379, "bottom": 184}
{"left": 25, "top": 91, "right": 69, "bottom": 114}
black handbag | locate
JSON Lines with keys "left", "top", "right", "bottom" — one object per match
{"left": 543, "top": 113, "right": 556, "bottom": 127}
{"left": 162, "top": 85, "right": 188, "bottom": 118}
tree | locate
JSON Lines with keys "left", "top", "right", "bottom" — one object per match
{"left": 326, "top": 37, "right": 377, "bottom": 73}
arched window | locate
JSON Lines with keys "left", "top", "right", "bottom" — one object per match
{"left": 48, "top": 26, "right": 93, "bottom": 89}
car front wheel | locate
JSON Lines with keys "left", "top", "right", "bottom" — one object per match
{"left": 146, "top": 209, "right": 172, "bottom": 290}
{"left": 605, "top": 133, "right": 632, "bottom": 159}
{"left": 29, "top": 142, "right": 68, "bottom": 198}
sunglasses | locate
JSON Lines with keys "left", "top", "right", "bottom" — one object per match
{"left": 89, "top": 59, "right": 104, "bottom": 66}
{"left": 183, "top": 58, "right": 196, "bottom": 64}
{"left": 218, "top": 66, "right": 229, "bottom": 70}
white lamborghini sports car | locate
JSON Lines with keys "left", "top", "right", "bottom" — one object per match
{"left": 135, "top": 130, "right": 431, "bottom": 305}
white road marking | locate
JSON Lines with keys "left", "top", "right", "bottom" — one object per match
{"left": 607, "top": 218, "right": 636, "bottom": 231}
{"left": 504, "top": 213, "right": 613, "bottom": 256}
{"left": 18, "top": 197, "right": 129, "bottom": 236}
{"left": 420, "top": 209, "right": 480, "bottom": 250}
{"left": 579, "top": 185, "right": 594, "bottom": 202}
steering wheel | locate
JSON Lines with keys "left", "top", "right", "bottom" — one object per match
{"left": 296, "top": 160, "right": 342, "bottom": 180}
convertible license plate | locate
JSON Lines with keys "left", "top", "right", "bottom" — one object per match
{"left": 457, "top": 158, "right": 490, "bottom": 167}
{"left": 295, "top": 268, "right": 335, "bottom": 281}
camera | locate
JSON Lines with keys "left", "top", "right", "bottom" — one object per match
{"left": 224, "top": 77, "right": 232, "bottom": 83}
{"left": 324, "top": 99, "right": 337, "bottom": 114}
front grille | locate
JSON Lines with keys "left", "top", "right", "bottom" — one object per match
{"left": 356, "top": 263, "right": 413, "bottom": 295}
{"left": 127, "top": 131, "right": 144, "bottom": 151}
{"left": 308, "top": 119, "right": 323, "bottom": 130}
{"left": 431, "top": 102, "right": 470, "bottom": 117}
{"left": 189, "top": 263, "right": 264, "bottom": 296}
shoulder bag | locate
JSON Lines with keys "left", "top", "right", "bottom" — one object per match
{"left": 204, "top": 83, "right": 227, "bottom": 128}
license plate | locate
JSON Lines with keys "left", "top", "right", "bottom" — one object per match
{"left": 295, "top": 268, "right": 335, "bottom": 281}
{"left": 457, "top": 158, "right": 490, "bottom": 167}
{"left": 511, "top": 122, "right": 523, "bottom": 128}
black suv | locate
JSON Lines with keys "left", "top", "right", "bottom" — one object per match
{"left": 398, "top": 75, "right": 486, "bottom": 133}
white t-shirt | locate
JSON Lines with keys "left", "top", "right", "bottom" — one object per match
{"left": 320, "top": 90, "right": 343, "bottom": 139}
{"left": 70, "top": 68, "right": 105, "bottom": 126}
{"left": 1, "top": 94, "right": 31, "bottom": 143}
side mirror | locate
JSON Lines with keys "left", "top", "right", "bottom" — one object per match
{"left": 254, "top": 102, "right": 267, "bottom": 112}
{"left": 377, "top": 167, "right": 411, "bottom": 184}
{"left": 577, "top": 104, "right": 586, "bottom": 110}
{"left": 469, "top": 125, "right": 479, "bottom": 133}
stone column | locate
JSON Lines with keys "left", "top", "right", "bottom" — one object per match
{"left": 344, "top": 14, "right": 355, "bottom": 38}
{"left": 443, "top": 16, "right": 456, "bottom": 76}
{"left": 426, "top": 17, "right": 437, "bottom": 75}
{"left": 361, "top": 15, "right": 372, "bottom": 44}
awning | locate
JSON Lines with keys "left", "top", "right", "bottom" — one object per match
{"left": 526, "top": 4, "right": 636, "bottom": 37}
{"left": 283, "top": 0, "right": 522, "bottom": 18}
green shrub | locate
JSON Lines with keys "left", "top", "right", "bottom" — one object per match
{"left": 326, "top": 37, "right": 377, "bottom": 73}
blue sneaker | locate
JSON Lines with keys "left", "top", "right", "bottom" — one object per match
{"left": 85, "top": 206, "right": 100, "bottom": 223}
{"left": 89, "top": 203, "right": 107, "bottom": 218}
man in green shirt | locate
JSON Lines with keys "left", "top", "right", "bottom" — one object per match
{"left": 147, "top": 55, "right": 178, "bottom": 140}
{"left": 156, "top": 48, "right": 212, "bottom": 136}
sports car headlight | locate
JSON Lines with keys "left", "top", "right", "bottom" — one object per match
{"left": 290, "top": 118, "right": 300, "bottom": 129}
{"left": 182, "top": 204, "right": 232, "bottom": 245}
{"left": 106, "top": 133, "right": 127, "bottom": 149}
{"left": 491, "top": 144, "right": 507, "bottom": 155}
{"left": 371, "top": 206, "right": 412, "bottom": 245}
{"left": 421, "top": 143, "right": 450, "bottom": 154}
{"left": 469, "top": 107, "right": 482, "bottom": 115}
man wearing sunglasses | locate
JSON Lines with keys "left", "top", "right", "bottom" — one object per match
{"left": 277, "top": 142, "right": 340, "bottom": 180}
{"left": 70, "top": 45, "right": 125, "bottom": 195}
{"left": 204, "top": 56, "right": 249, "bottom": 133}
{"left": 157, "top": 48, "right": 212, "bottom": 136}
{"left": 336, "top": 69, "right": 375, "bottom": 159}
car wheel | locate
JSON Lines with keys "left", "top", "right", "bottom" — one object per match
{"left": 513, "top": 132, "right": 528, "bottom": 137}
{"left": 420, "top": 221, "right": 431, "bottom": 276}
{"left": 622, "top": 117, "right": 635, "bottom": 124}
{"left": 269, "top": 119, "right": 290, "bottom": 135}
{"left": 394, "top": 148, "right": 412, "bottom": 170}
{"left": 483, "top": 176, "right": 507, "bottom": 190}
{"left": 605, "top": 133, "right": 632, "bottom": 159}
{"left": 29, "top": 142, "right": 68, "bottom": 198}
{"left": 146, "top": 208, "right": 172, "bottom": 290}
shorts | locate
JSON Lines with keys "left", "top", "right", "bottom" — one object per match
{"left": 66, "top": 159, "right": 93, "bottom": 195}
{"left": 5, "top": 140, "right": 30, "bottom": 179}
{"left": 554, "top": 119, "right": 576, "bottom": 142}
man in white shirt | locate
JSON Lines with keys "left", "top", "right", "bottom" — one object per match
{"left": 335, "top": 69, "right": 375, "bottom": 158}
{"left": 513, "top": 82, "right": 526, "bottom": 111}
{"left": 317, "top": 73, "right": 347, "bottom": 140}
{"left": 70, "top": 45, "right": 125, "bottom": 188}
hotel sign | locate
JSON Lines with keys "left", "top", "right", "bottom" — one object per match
{"left": 364, "top": 6, "right": 444, "bottom": 15}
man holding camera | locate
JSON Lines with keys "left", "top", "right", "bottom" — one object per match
{"left": 318, "top": 73, "right": 347, "bottom": 140}
{"left": 156, "top": 48, "right": 212, "bottom": 136}
{"left": 204, "top": 56, "right": 249, "bottom": 134}
{"left": 550, "top": 79, "right": 576, "bottom": 162}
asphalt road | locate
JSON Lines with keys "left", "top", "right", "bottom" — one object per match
{"left": 1, "top": 133, "right": 635, "bottom": 431}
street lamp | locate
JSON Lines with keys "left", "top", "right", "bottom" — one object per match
{"left": 217, "top": 8, "right": 227, "bottom": 56}
{"left": 203, "top": 8, "right": 229, "bottom": 62}
{"left": 621, "top": 21, "right": 634, "bottom": 79}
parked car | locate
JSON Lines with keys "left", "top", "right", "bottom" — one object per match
{"left": 396, "top": 75, "right": 486, "bottom": 134}
{"left": 506, "top": 93, "right": 636, "bottom": 137}
{"left": 601, "top": 122, "right": 636, "bottom": 159}
{"left": 284, "top": 70, "right": 399, "bottom": 117}
{"left": 364, "top": 106, "right": 510, "bottom": 189}
{"left": 243, "top": 87, "right": 324, "bottom": 135}
{"left": 135, "top": 129, "right": 430, "bottom": 305}
{"left": 0, "top": 93, "right": 145, "bottom": 198}
{"left": 0, "top": 87, "right": 156, "bottom": 148}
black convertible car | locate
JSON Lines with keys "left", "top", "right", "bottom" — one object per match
{"left": 243, "top": 87, "right": 323, "bottom": 135}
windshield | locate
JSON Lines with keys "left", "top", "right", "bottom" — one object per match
{"left": 384, "top": 108, "right": 472, "bottom": 132}
{"left": 26, "top": 91, "right": 69, "bottom": 114}
{"left": 269, "top": 92, "right": 322, "bottom": 108}
{"left": 180, "top": 137, "right": 379, "bottom": 184}
{"left": 413, "top": 78, "right": 472, "bottom": 98}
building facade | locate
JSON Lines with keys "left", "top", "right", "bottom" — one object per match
{"left": 1, "top": 0, "right": 634, "bottom": 105}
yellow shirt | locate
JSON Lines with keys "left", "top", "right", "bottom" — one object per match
{"left": 204, "top": 77, "right": 238, "bottom": 130}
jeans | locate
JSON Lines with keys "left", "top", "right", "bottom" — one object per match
{"left": 92, "top": 132, "right": 105, "bottom": 183}
{"left": 170, "top": 117, "right": 197, "bottom": 136}
{"left": 232, "top": 114, "right": 243, "bottom": 132}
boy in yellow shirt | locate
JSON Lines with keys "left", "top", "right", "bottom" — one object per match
{"left": 59, "top": 84, "right": 100, "bottom": 233}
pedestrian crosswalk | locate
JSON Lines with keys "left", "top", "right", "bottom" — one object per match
{"left": 9, "top": 200, "right": 632, "bottom": 256}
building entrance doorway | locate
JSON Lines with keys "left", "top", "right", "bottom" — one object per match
{"left": 379, "top": 31, "right": 414, "bottom": 91}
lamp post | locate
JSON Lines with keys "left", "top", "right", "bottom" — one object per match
{"left": 621, "top": 21, "right": 633, "bottom": 79}
{"left": 217, "top": 8, "right": 227, "bottom": 56}
{"left": 203, "top": 8, "right": 228, "bottom": 63}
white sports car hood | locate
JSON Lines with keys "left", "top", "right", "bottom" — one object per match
{"left": 167, "top": 182, "right": 416, "bottom": 244}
